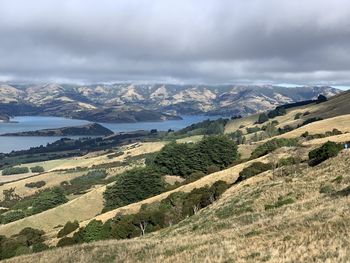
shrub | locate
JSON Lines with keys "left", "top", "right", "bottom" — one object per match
{"left": 267, "top": 107, "right": 286, "bottom": 119}
{"left": 246, "top": 126, "right": 261, "bottom": 134}
{"left": 257, "top": 113, "right": 269, "bottom": 124}
{"left": 229, "top": 130, "right": 246, "bottom": 145}
{"left": 32, "top": 242, "right": 49, "bottom": 253}
{"left": 80, "top": 220, "right": 107, "bottom": 242}
{"left": 57, "top": 220, "right": 79, "bottom": 238}
{"left": 2, "top": 167, "right": 29, "bottom": 176}
{"left": 207, "top": 165, "right": 220, "bottom": 174}
{"left": 319, "top": 184, "right": 334, "bottom": 194}
{"left": 316, "top": 94, "right": 327, "bottom": 104}
{"left": 25, "top": 181, "right": 46, "bottom": 189}
{"left": 301, "top": 117, "right": 323, "bottom": 127}
{"left": 294, "top": 112, "right": 302, "bottom": 120}
{"left": 237, "top": 162, "right": 272, "bottom": 182}
{"left": 0, "top": 227, "right": 46, "bottom": 260}
{"left": 56, "top": 237, "right": 76, "bottom": 247}
{"left": 278, "top": 157, "right": 301, "bottom": 166}
{"left": 31, "top": 187, "right": 68, "bottom": 214}
{"left": 103, "top": 167, "right": 165, "bottom": 211}
{"left": 62, "top": 170, "right": 107, "bottom": 195}
{"left": 0, "top": 210, "right": 25, "bottom": 224}
{"left": 308, "top": 141, "right": 343, "bottom": 166}
{"left": 30, "top": 166, "right": 45, "bottom": 173}
{"left": 301, "top": 131, "right": 309, "bottom": 138}
{"left": 251, "top": 138, "right": 299, "bottom": 158}
{"left": 67, "top": 181, "right": 231, "bottom": 247}
{"left": 17, "top": 227, "right": 45, "bottom": 245}
{"left": 265, "top": 196, "right": 295, "bottom": 210}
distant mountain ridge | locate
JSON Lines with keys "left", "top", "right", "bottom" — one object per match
{"left": 0, "top": 83, "right": 341, "bottom": 122}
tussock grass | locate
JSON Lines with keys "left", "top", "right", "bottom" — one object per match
{"left": 6, "top": 151, "right": 350, "bottom": 263}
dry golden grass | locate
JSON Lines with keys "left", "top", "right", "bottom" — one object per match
{"left": 0, "top": 143, "right": 168, "bottom": 236}
{"left": 0, "top": 185, "right": 107, "bottom": 237}
{"left": 8, "top": 151, "right": 350, "bottom": 263}
{"left": 0, "top": 171, "right": 85, "bottom": 200}
{"left": 176, "top": 135, "right": 203, "bottom": 143}
{"left": 255, "top": 114, "right": 350, "bottom": 144}
{"left": 0, "top": 172, "right": 37, "bottom": 183}
{"left": 15, "top": 142, "right": 165, "bottom": 172}
{"left": 164, "top": 175, "right": 185, "bottom": 185}
{"left": 238, "top": 144, "right": 256, "bottom": 159}
{"left": 224, "top": 91, "right": 350, "bottom": 136}
{"left": 303, "top": 132, "right": 350, "bottom": 146}
{"left": 80, "top": 152, "right": 286, "bottom": 226}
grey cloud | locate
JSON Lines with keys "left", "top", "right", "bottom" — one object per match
{"left": 0, "top": 0, "right": 350, "bottom": 84}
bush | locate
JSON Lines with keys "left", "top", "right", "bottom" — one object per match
{"left": 62, "top": 170, "right": 107, "bottom": 195}
{"left": 30, "top": 166, "right": 45, "bottom": 173}
{"left": 17, "top": 227, "right": 45, "bottom": 246}
{"left": 25, "top": 181, "right": 46, "bottom": 189}
{"left": 57, "top": 220, "right": 79, "bottom": 238}
{"left": 2, "top": 167, "right": 29, "bottom": 176}
{"left": 31, "top": 187, "right": 68, "bottom": 214}
{"left": 206, "top": 165, "right": 220, "bottom": 174}
{"left": 265, "top": 196, "right": 295, "bottom": 210}
{"left": 0, "top": 227, "right": 46, "bottom": 260}
{"left": 319, "top": 184, "right": 334, "bottom": 194}
{"left": 237, "top": 162, "right": 272, "bottom": 182}
{"left": 251, "top": 138, "right": 299, "bottom": 158}
{"left": 80, "top": 220, "right": 107, "bottom": 242}
{"left": 278, "top": 157, "right": 301, "bottom": 166}
{"left": 301, "top": 117, "right": 323, "bottom": 127}
{"left": 32, "top": 242, "right": 49, "bottom": 253}
{"left": 228, "top": 130, "right": 246, "bottom": 145}
{"left": 294, "top": 112, "right": 302, "bottom": 120}
{"left": 257, "top": 113, "right": 269, "bottom": 124}
{"left": 103, "top": 167, "right": 165, "bottom": 211}
{"left": 56, "top": 237, "right": 76, "bottom": 247}
{"left": 308, "top": 141, "right": 343, "bottom": 166}
{"left": 316, "top": 94, "right": 327, "bottom": 104}
{"left": 246, "top": 126, "right": 261, "bottom": 134}
{"left": 0, "top": 210, "right": 25, "bottom": 224}
{"left": 267, "top": 107, "right": 286, "bottom": 119}
{"left": 64, "top": 181, "right": 231, "bottom": 248}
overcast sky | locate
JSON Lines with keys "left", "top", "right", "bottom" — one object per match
{"left": 1, "top": 0, "right": 350, "bottom": 85}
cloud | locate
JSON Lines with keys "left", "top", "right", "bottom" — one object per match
{"left": 0, "top": 0, "right": 350, "bottom": 84}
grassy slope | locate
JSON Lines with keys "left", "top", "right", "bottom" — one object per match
{"left": 2, "top": 105, "right": 350, "bottom": 239}
{"left": 225, "top": 90, "right": 350, "bottom": 135}
{"left": 0, "top": 92, "right": 350, "bottom": 262}
{"left": 0, "top": 171, "right": 85, "bottom": 200}
{"left": 13, "top": 142, "right": 166, "bottom": 172}
{"left": 0, "top": 142, "right": 165, "bottom": 236}
{"left": 7, "top": 150, "right": 350, "bottom": 263}
{"left": 261, "top": 114, "right": 350, "bottom": 141}
{"left": 0, "top": 142, "right": 165, "bottom": 198}
{"left": 0, "top": 185, "right": 106, "bottom": 238}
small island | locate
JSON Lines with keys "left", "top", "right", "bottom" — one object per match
{"left": 0, "top": 123, "right": 114, "bottom": 137}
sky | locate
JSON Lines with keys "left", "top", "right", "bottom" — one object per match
{"left": 1, "top": 0, "right": 350, "bottom": 86}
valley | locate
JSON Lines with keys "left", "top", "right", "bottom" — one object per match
{"left": 0, "top": 89, "right": 349, "bottom": 262}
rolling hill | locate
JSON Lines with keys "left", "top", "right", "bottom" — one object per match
{"left": 0, "top": 90, "right": 349, "bottom": 262}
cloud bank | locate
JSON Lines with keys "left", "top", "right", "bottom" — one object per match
{"left": 1, "top": 0, "right": 350, "bottom": 84}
